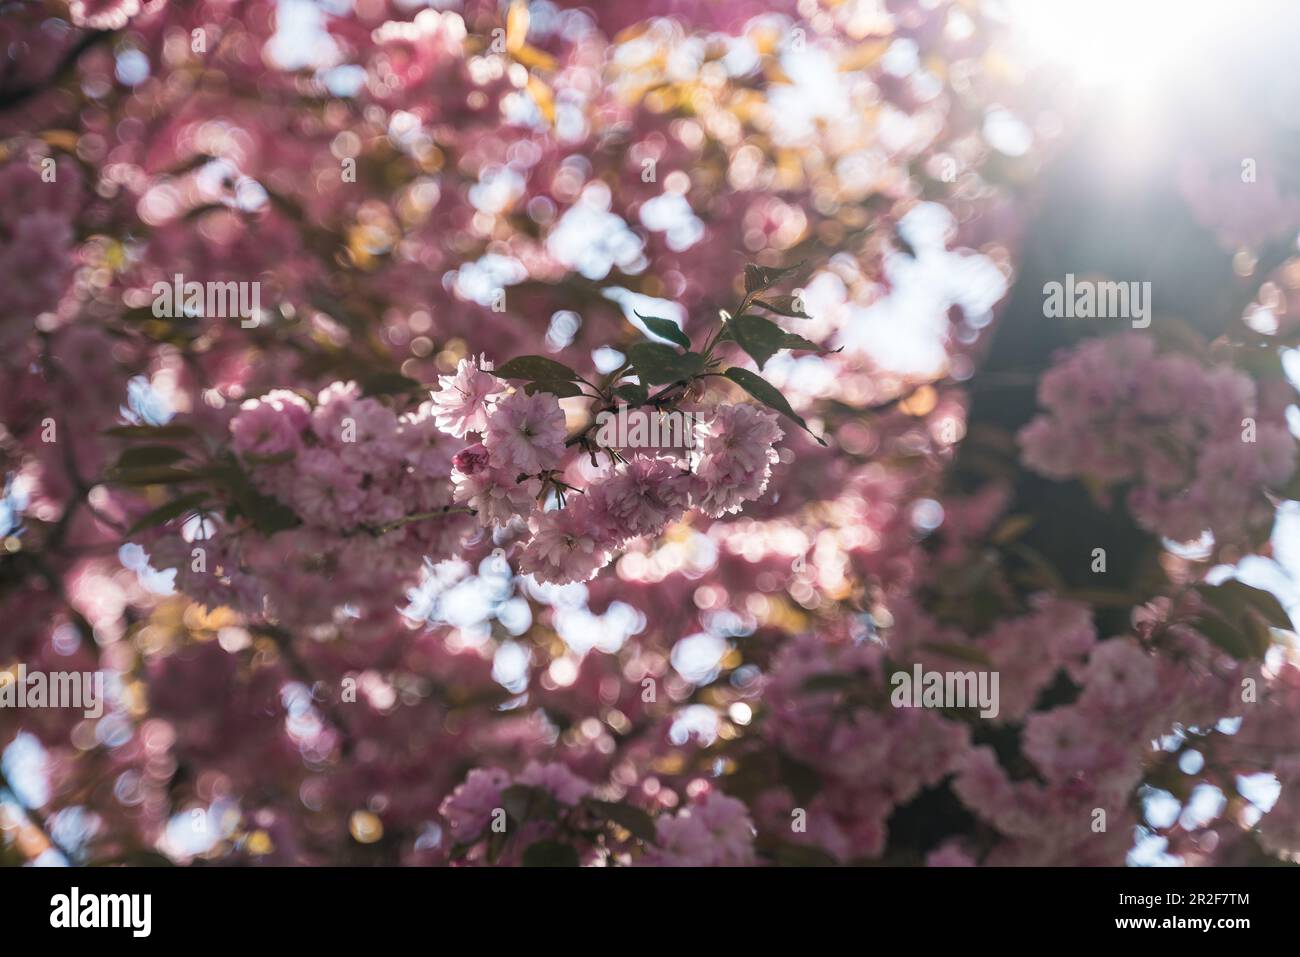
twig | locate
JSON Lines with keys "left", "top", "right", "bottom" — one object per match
{"left": 0, "top": 29, "right": 115, "bottom": 112}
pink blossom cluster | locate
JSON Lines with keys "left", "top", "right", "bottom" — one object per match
{"left": 952, "top": 631, "right": 1256, "bottom": 865}
{"left": 437, "top": 761, "right": 598, "bottom": 865}
{"left": 759, "top": 632, "right": 971, "bottom": 861}
{"left": 1018, "top": 334, "right": 1296, "bottom": 544}
{"left": 439, "top": 762, "right": 589, "bottom": 836}
{"left": 438, "top": 762, "right": 756, "bottom": 866}
{"left": 425, "top": 357, "right": 785, "bottom": 584}
{"left": 0, "top": 151, "right": 79, "bottom": 335}
{"left": 751, "top": 580, "right": 1283, "bottom": 866}
{"left": 887, "top": 593, "right": 1097, "bottom": 722}
{"left": 231, "top": 383, "right": 457, "bottom": 536}
{"left": 7, "top": 0, "right": 1300, "bottom": 872}
{"left": 140, "top": 384, "right": 474, "bottom": 623}
{"left": 171, "top": 362, "right": 788, "bottom": 625}
{"left": 946, "top": 600, "right": 1262, "bottom": 865}
{"left": 641, "top": 792, "right": 757, "bottom": 867}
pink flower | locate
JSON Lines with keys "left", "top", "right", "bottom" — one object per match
{"left": 1202, "top": 367, "right": 1257, "bottom": 429}
{"left": 1253, "top": 424, "right": 1299, "bottom": 487}
{"left": 263, "top": 390, "right": 312, "bottom": 430}
{"left": 312, "top": 387, "right": 400, "bottom": 469}
{"left": 453, "top": 442, "right": 491, "bottom": 476}
{"left": 1016, "top": 416, "right": 1081, "bottom": 480}
{"left": 430, "top": 356, "right": 504, "bottom": 438}
{"left": 926, "top": 843, "right": 976, "bottom": 867}
{"left": 518, "top": 498, "right": 613, "bottom": 584}
{"left": 1259, "top": 757, "right": 1300, "bottom": 856}
{"left": 590, "top": 455, "right": 692, "bottom": 540}
{"left": 0, "top": 153, "right": 80, "bottom": 326}
{"left": 952, "top": 747, "right": 1018, "bottom": 824}
{"left": 287, "top": 449, "right": 365, "bottom": 529}
{"left": 1021, "top": 707, "right": 1114, "bottom": 783}
{"left": 439, "top": 768, "right": 510, "bottom": 843}
{"left": 1078, "top": 638, "right": 1158, "bottom": 713}
{"left": 693, "top": 404, "right": 784, "bottom": 517}
{"left": 1019, "top": 333, "right": 1298, "bottom": 547}
{"left": 396, "top": 403, "right": 456, "bottom": 477}
{"left": 451, "top": 466, "right": 539, "bottom": 528}
{"left": 230, "top": 391, "right": 311, "bottom": 457}
{"left": 1134, "top": 355, "right": 1203, "bottom": 419}
{"left": 484, "top": 390, "right": 567, "bottom": 476}
{"left": 643, "top": 792, "right": 756, "bottom": 867}
{"left": 981, "top": 595, "right": 1096, "bottom": 721}
{"left": 0, "top": 211, "right": 75, "bottom": 322}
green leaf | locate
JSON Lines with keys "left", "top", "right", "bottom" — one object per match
{"left": 1193, "top": 613, "right": 1269, "bottom": 660}
{"left": 522, "top": 840, "right": 580, "bottom": 867}
{"left": 1233, "top": 345, "right": 1286, "bottom": 381}
{"left": 744, "top": 260, "right": 806, "bottom": 293}
{"left": 1243, "top": 589, "right": 1293, "bottom": 632}
{"left": 1244, "top": 613, "right": 1277, "bottom": 659}
{"left": 126, "top": 492, "right": 209, "bottom": 536}
{"left": 1200, "top": 580, "right": 1293, "bottom": 631}
{"left": 723, "top": 367, "right": 826, "bottom": 445}
{"left": 214, "top": 462, "right": 300, "bottom": 534}
{"left": 486, "top": 827, "right": 508, "bottom": 865}
{"left": 524, "top": 380, "right": 584, "bottom": 398}
{"left": 634, "top": 311, "right": 691, "bottom": 350}
{"left": 585, "top": 799, "right": 657, "bottom": 843}
{"left": 1194, "top": 583, "right": 1244, "bottom": 620}
{"left": 115, "top": 446, "right": 189, "bottom": 470}
{"left": 245, "top": 496, "right": 299, "bottom": 534}
{"left": 627, "top": 342, "right": 705, "bottom": 385}
{"left": 726, "top": 314, "right": 823, "bottom": 370}
{"left": 753, "top": 294, "right": 809, "bottom": 318}
{"left": 501, "top": 784, "right": 559, "bottom": 823}
{"left": 614, "top": 382, "right": 649, "bottom": 405}
{"left": 500, "top": 783, "right": 537, "bottom": 821}
{"left": 495, "top": 356, "right": 580, "bottom": 382}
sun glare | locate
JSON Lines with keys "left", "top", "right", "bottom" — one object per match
{"left": 1004, "top": 0, "right": 1228, "bottom": 95}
